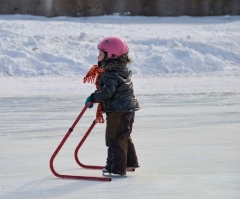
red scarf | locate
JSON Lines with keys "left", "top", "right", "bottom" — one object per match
{"left": 83, "top": 65, "right": 105, "bottom": 123}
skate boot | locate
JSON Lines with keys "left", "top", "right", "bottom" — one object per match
{"left": 111, "top": 169, "right": 126, "bottom": 176}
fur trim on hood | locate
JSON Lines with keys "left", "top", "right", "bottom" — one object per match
{"left": 100, "top": 54, "right": 132, "bottom": 71}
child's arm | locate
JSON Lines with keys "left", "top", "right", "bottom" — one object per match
{"left": 90, "top": 73, "right": 118, "bottom": 103}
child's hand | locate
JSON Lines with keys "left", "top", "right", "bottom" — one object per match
{"left": 85, "top": 96, "right": 93, "bottom": 108}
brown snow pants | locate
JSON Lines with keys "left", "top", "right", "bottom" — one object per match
{"left": 105, "top": 112, "right": 139, "bottom": 172}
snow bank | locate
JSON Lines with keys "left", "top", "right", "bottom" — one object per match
{"left": 0, "top": 15, "right": 240, "bottom": 77}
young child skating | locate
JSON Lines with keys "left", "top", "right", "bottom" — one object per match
{"left": 84, "top": 36, "right": 140, "bottom": 176}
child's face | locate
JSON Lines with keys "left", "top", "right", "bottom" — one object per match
{"left": 98, "top": 50, "right": 105, "bottom": 62}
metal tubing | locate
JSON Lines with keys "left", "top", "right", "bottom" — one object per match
{"left": 49, "top": 102, "right": 111, "bottom": 181}
{"left": 74, "top": 120, "right": 104, "bottom": 170}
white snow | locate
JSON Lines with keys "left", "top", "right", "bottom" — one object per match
{"left": 0, "top": 14, "right": 240, "bottom": 199}
{"left": 0, "top": 15, "right": 240, "bottom": 76}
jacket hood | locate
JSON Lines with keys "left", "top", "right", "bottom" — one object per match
{"left": 100, "top": 54, "right": 131, "bottom": 71}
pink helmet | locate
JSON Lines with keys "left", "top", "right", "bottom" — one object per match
{"left": 97, "top": 36, "right": 128, "bottom": 59}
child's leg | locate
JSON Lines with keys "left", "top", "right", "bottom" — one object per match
{"left": 108, "top": 136, "right": 128, "bottom": 173}
{"left": 127, "top": 136, "right": 139, "bottom": 168}
{"left": 105, "top": 112, "right": 134, "bottom": 173}
{"left": 125, "top": 112, "right": 139, "bottom": 168}
{"left": 104, "top": 148, "right": 112, "bottom": 171}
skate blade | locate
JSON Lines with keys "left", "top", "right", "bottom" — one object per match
{"left": 102, "top": 172, "right": 127, "bottom": 178}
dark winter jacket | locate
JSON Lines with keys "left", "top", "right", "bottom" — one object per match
{"left": 90, "top": 56, "right": 140, "bottom": 112}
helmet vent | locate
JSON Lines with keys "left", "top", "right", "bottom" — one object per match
{"left": 105, "top": 40, "right": 111, "bottom": 44}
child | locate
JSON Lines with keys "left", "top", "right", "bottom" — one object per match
{"left": 84, "top": 36, "right": 140, "bottom": 175}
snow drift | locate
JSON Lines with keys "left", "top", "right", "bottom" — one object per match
{"left": 0, "top": 15, "right": 240, "bottom": 77}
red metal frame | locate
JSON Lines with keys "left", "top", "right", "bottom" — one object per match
{"left": 49, "top": 102, "right": 111, "bottom": 182}
{"left": 74, "top": 121, "right": 104, "bottom": 170}
{"left": 74, "top": 122, "right": 135, "bottom": 172}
